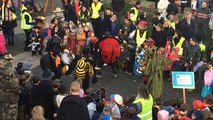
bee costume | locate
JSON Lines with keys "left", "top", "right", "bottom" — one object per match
{"left": 75, "top": 57, "right": 94, "bottom": 80}
{"left": 67, "top": 46, "right": 97, "bottom": 91}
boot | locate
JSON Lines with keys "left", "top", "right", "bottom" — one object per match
{"left": 11, "top": 40, "right": 14, "bottom": 46}
{"left": 39, "top": 50, "right": 42, "bottom": 55}
{"left": 8, "top": 40, "right": 11, "bottom": 45}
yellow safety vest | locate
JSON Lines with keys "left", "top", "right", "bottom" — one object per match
{"left": 171, "top": 21, "right": 176, "bottom": 30}
{"left": 133, "top": 95, "right": 153, "bottom": 120}
{"left": 172, "top": 36, "right": 185, "bottom": 55}
{"left": 130, "top": 7, "right": 138, "bottom": 22}
{"left": 77, "top": 11, "right": 90, "bottom": 24}
{"left": 91, "top": 2, "right": 102, "bottom": 19}
{"left": 21, "top": 11, "right": 33, "bottom": 30}
{"left": 199, "top": 43, "right": 206, "bottom": 52}
{"left": 2, "top": 5, "right": 17, "bottom": 21}
{"left": 136, "top": 29, "right": 147, "bottom": 46}
{"left": 20, "top": 6, "right": 27, "bottom": 16}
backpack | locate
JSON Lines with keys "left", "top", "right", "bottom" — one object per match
{"left": 98, "top": 37, "right": 120, "bottom": 64}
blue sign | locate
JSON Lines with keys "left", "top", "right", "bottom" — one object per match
{"left": 172, "top": 72, "right": 195, "bottom": 89}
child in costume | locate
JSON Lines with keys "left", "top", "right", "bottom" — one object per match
{"left": 29, "top": 26, "right": 43, "bottom": 56}
{"left": 201, "top": 64, "right": 213, "bottom": 97}
{"left": 133, "top": 46, "right": 145, "bottom": 76}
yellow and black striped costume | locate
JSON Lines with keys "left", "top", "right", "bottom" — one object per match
{"left": 75, "top": 57, "right": 94, "bottom": 80}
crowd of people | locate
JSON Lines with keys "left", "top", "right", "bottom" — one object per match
{"left": 0, "top": 0, "right": 213, "bottom": 119}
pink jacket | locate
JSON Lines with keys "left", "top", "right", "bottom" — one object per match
{"left": 204, "top": 69, "right": 213, "bottom": 86}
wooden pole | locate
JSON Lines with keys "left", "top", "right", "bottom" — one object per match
{"left": 183, "top": 88, "right": 186, "bottom": 104}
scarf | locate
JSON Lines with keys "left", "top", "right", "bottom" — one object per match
{"left": 5, "top": 6, "right": 12, "bottom": 21}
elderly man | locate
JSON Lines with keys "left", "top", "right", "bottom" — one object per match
{"left": 0, "top": 54, "right": 19, "bottom": 120}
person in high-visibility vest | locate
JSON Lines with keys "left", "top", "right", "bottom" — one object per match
{"left": 129, "top": 1, "right": 141, "bottom": 24}
{"left": 130, "top": 20, "right": 148, "bottom": 48}
{"left": 21, "top": 6, "right": 36, "bottom": 51}
{"left": 127, "top": 20, "right": 148, "bottom": 75}
{"left": 20, "top": 0, "right": 27, "bottom": 16}
{"left": 91, "top": 0, "right": 104, "bottom": 38}
{"left": 133, "top": 84, "right": 153, "bottom": 120}
{"left": 2, "top": 0, "right": 17, "bottom": 46}
{"left": 172, "top": 30, "right": 187, "bottom": 56}
{"left": 77, "top": 4, "right": 90, "bottom": 25}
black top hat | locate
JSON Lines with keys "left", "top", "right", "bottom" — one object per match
{"left": 39, "top": 69, "right": 55, "bottom": 80}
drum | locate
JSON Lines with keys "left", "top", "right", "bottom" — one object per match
{"left": 61, "top": 53, "right": 74, "bottom": 65}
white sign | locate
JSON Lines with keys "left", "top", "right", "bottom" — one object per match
{"left": 176, "top": 74, "right": 192, "bottom": 85}
{"left": 172, "top": 72, "right": 195, "bottom": 89}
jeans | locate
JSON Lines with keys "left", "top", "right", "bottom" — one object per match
{"left": 4, "top": 28, "right": 14, "bottom": 45}
{"left": 198, "top": 23, "right": 210, "bottom": 44}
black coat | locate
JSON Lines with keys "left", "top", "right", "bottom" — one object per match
{"left": 180, "top": 19, "right": 198, "bottom": 40}
{"left": 111, "top": 0, "right": 125, "bottom": 12}
{"left": 152, "top": 30, "right": 167, "bottom": 48}
{"left": 164, "top": 27, "right": 175, "bottom": 40}
{"left": 99, "top": 14, "right": 111, "bottom": 36}
{"left": 64, "top": 3, "right": 77, "bottom": 24}
{"left": 56, "top": 95, "right": 90, "bottom": 120}
{"left": 152, "top": 17, "right": 164, "bottom": 26}
{"left": 40, "top": 53, "right": 51, "bottom": 71}
{"left": 30, "top": 81, "right": 56, "bottom": 120}
{"left": 184, "top": 44, "right": 201, "bottom": 64}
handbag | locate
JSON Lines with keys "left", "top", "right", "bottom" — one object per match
{"left": 201, "top": 85, "right": 212, "bottom": 98}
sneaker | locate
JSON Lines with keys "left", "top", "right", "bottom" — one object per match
{"left": 136, "top": 69, "right": 142, "bottom": 74}
{"left": 113, "top": 74, "right": 117, "bottom": 78}
{"left": 103, "top": 63, "right": 108, "bottom": 66}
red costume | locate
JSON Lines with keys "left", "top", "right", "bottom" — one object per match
{"left": 99, "top": 37, "right": 120, "bottom": 64}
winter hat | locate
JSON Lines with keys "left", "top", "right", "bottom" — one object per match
{"left": 158, "top": 110, "right": 169, "bottom": 120}
{"left": 193, "top": 100, "right": 205, "bottom": 110}
{"left": 110, "top": 94, "right": 116, "bottom": 102}
{"left": 138, "top": 20, "right": 147, "bottom": 26}
{"left": 164, "top": 106, "right": 175, "bottom": 115}
{"left": 114, "top": 94, "right": 123, "bottom": 105}
{"left": 110, "top": 94, "right": 123, "bottom": 105}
